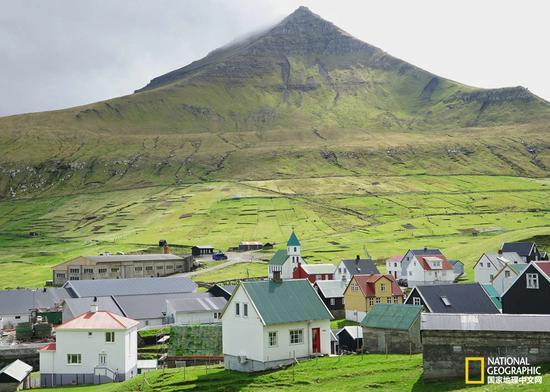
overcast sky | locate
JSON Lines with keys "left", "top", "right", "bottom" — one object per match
{"left": 1, "top": 0, "right": 549, "bottom": 116}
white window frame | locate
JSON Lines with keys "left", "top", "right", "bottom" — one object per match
{"left": 375, "top": 297, "right": 381, "bottom": 304}
{"left": 413, "top": 297, "right": 421, "bottom": 306}
{"left": 268, "top": 331, "right": 278, "bottom": 347}
{"left": 330, "top": 298, "right": 335, "bottom": 306}
{"left": 289, "top": 329, "right": 304, "bottom": 345}
{"left": 527, "top": 273, "right": 539, "bottom": 289}
{"left": 386, "top": 297, "right": 392, "bottom": 304}
{"left": 105, "top": 331, "right": 115, "bottom": 343}
{"left": 67, "top": 354, "right": 81, "bottom": 365}
{"left": 380, "top": 283, "right": 386, "bottom": 292}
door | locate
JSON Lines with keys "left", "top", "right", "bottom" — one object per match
{"left": 312, "top": 328, "right": 321, "bottom": 353}
{"left": 99, "top": 353, "right": 107, "bottom": 366}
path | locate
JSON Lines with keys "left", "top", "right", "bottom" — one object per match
{"left": 174, "top": 251, "right": 267, "bottom": 278}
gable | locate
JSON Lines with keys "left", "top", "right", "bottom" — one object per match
{"left": 502, "top": 263, "right": 550, "bottom": 298}
{"left": 414, "top": 283, "right": 499, "bottom": 314}
{"left": 268, "top": 249, "right": 289, "bottom": 266}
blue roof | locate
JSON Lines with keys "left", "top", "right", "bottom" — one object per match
{"left": 287, "top": 231, "right": 301, "bottom": 246}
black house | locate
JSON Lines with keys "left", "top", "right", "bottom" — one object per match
{"left": 405, "top": 283, "right": 500, "bottom": 314}
{"left": 191, "top": 245, "right": 214, "bottom": 256}
{"left": 336, "top": 326, "right": 363, "bottom": 352}
{"left": 207, "top": 284, "right": 236, "bottom": 301}
{"left": 313, "top": 280, "right": 347, "bottom": 319}
{"left": 501, "top": 242, "right": 547, "bottom": 263}
{"left": 502, "top": 261, "right": 550, "bottom": 314}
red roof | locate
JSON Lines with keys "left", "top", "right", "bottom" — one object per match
{"left": 416, "top": 255, "right": 453, "bottom": 271}
{"left": 387, "top": 255, "right": 403, "bottom": 263}
{"left": 535, "top": 262, "right": 550, "bottom": 278}
{"left": 39, "top": 342, "right": 56, "bottom": 351}
{"left": 55, "top": 311, "right": 139, "bottom": 331}
{"left": 352, "top": 274, "right": 403, "bottom": 297}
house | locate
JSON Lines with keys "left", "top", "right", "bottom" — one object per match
{"left": 501, "top": 242, "right": 548, "bottom": 263}
{"left": 166, "top": 296, "right": 227, "bottom": 324}
{"left": 448, "top": 259, "right": 464, "bottom": 280}
{"left": 404, "top": 283, "right": 500, "bottom": 314}
{"left": 62, "top": 276, "right": 197, "bottom": 298}
{"left": 335, "top": 326, "right": 363, "bottom": 352}
{"left": 222, "top": 279, "right": 333, "bottom": 372}
{"left": 293, "top": 263, "right": 335, "bottom": 283}
{"left": 0, "top": 359, "right": 33, "bottom": 391}
{"left": 402, "top": 249, "right": 454, "bottom": 287}
{"left": 137, "top": 359, "right": 158, "bottom": 375}
{"left": 191, "top": 245, "right": 214, "bottom": 257}
{"left": 238, "top": 241, "right": 264, "bottom": 251}
{"left": 52, "top": 254, "right": 193, "bottom": 285}
{"left": 361, "top": 304, "right": 422, "bottom": 354}
{"left": 502, "top": 261, "right": 550, "bottom": 314}
{"left": 385, "top": 255, "right": 404, "bottom": 280}
{"left": 421, "top": 313, "right": 550, "bottom": 380}
{"left": 473, "top": 251, "right": 523, "bottom": 284}
{"left": 39, "top": 304, "right": 139, "bottom": 387}
{"left": 313, "top": 280, "right": 347, "bottom": 319}
{"left": 267, "top": 231, "right": 304, "bottom": 280}
{"left": 207, "top": 284, "right": 236, "bottom": 300}
{"left": 334, "top": 256, "right": 379, "bottom": 282}
{"left": 491, "top": 262, "right": 528, "bottom": 295}
{"left": 0, "top": 288, "right": 70, "bottom": 328}
{"left": 343, "top": 274, "right": 403, "bottom": 322}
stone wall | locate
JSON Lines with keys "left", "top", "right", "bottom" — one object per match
{"left": 422, "top": 330, "right": 550, "bottom": 380}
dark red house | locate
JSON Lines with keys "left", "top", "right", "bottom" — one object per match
{"left": 293, "top": 263, "right": 335, "bottom": 283}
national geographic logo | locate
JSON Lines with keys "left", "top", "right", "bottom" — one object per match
{"left": 465, "top": 356, "right": 542, "bottom": 385}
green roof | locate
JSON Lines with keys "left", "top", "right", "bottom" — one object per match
{"left": 242, "top": 280, "right": 332, "bottom": 325}
{"left": 287, "top": 231, "right": 301, "bottom": 246}
{"left": 481, "top": 284, "right": 502, "bottom": 310}
{"left": 509, "top": 263, "right": 528, "bottom": 274}
{"left": 268, "top": 249, "right": 288, "bottom": 266}
{"left": 361, "top": 304, "right": 422, "bottom": 331}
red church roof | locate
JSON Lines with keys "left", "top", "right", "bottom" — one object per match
{"left": 352, "top": 274, "right": 403, "bottom": 297}
{"left": 39, "top": 342, "right": 56, "bottom": 351}
{"left": 55, "top": 310, "right": 139, "bottom": 331}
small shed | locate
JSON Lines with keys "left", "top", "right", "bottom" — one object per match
{"left": 238, "top": 241, "right": 264, "bottom": 251}
{"left": 0, "top": 359, "right": 33, "bottom": 391}
{"left": 335, "top": 326, "right": 363, "bottom": 352}
{"left": 191, "top": 245, "right": 214, "bottom": 256}
{"left": 137, "top": 359, "right": 158, "bottom": 374}
{"left": 207, "top": 284, "right": 236, "bottom": 301}
{"left": 361, "top": 304, "right": 422, "bottom": 354}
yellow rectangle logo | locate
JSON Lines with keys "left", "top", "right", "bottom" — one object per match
{"left": 465, "top": 357, "right": 485, "bottom": 384}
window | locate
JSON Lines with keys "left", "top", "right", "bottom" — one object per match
{"left": 505, "top": 270, "right": 511, "bottom": 278}
{"left": 15, "top": 316, "right": 21, "bottom": 320}
{"left": 386, "top": 297, "right": 392, "bottom": 304}
{"left": 176, "top": 264, "right": 183, "bottom": 269}
{"left": 166, "top": 265, "right": 173, "bottom": 269}
{"left": 69, "top": 268, "right": 80, "bottom": 273}
{"left": 351, "top": 283, "right": 358, "bottom": 292}
{"left": 69, "top": 276, "right": 80, "bottom": 280}
{"left": 527, "top": 273, "right": 539, "bottom": 289}
{"left": 294, "top": 247, "right": 297, "bottom": 252}
{"left": 235, "top": 303, "right": 240, "bottom": 316}
{"left": 393, "top": 296, "right": 399, "bottom": 304}
{"left": 380, "top": 283, "right": 386, "bottom": 292}
{"left": 110, "top": 268, "right": 119, "bottom": 273}
{"left": 88, "top": 332, "right": 92, "bottom": 337}
{"left": 83, "top": 268, "right": 93, "bottom": 274}
{"left": 330, "top": 298, "right": 335, "bottom": 306}
{"left": 290, "top": 329, "right": 303, "bottom": 345}
{"left": 316, "top": 274, "right": 322, "bottom": 281}
{"left": 56, "top": 273, "right": 66, "bottom": 278}
{"left": 479, "top": 262, "right": 483, "bottom": 268}
{"left": 243, "top": 303, "right": 248, "bottom": 317}
{"left": 157, "top": 265, "right": 164, "bottom": 270}
{"left": 135, "top": 266, "right": 143, "bottom": 271}
{"left": 268, "top": 331, "right": 278, "bottom": 347}
{"left": 214, "top": 312, "right": 221, "bottom": 319}
{"left": 409, "top": 271, "right": 412, "bottom": 276}
{"left": 105, "top": 332, "right": 115, "bottom": 343}
{"left": 338, "top": 268, "right": 342, "bottom": 273}
{"left": 375, "top": 298, "right": 381, "bottom": 304}
{"left": 394, "top": 262, "right": 398, "bottom": 267}
{"left": 413, "top": 297, "right": 421, "bottom": 305}
{"left": 145, "top": 266, "right": 153, "bottom": 271}
{"left": 99, "top": 353, "right": 107, "bottom": 365}
{"left": 441, "top": 296, "right": 451, "bottom": 306}
{"left": 368, "top": 297, "right": 374, "bottom": 306}
{"left": 98, "top": 268, "right": 107, "bottom": 274}
{"left": 489, "top": 274, "right": 494, "bottom": 281}
{"left": 67, "top": 354, "right": 81, "bottom": 364}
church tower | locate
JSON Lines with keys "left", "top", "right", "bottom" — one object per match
{"left": 287, "top": 230, "right": 301, "bottom": 257}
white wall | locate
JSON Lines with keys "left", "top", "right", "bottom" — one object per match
{"left": 174, "top": 311, "right": 221, "bottom": 325}
{"left": 0, "top": 313, "right": 29, "bottom": 329}
{"left": 406, "top": 257, "right": 454, "bottom": 286}
{"left": 222, "top": 286, "right": 264, "bottom": 362}
{"left": 386, "top": 260, "right": 401, "bottom": 279}
{"left": 474, "top": 255, "right": 500, "bottom": 284}
{"left": 334, "top": 261, "right": 349, "bottom": 282}
{"left": 492, "top": 268, "right": 517, "bottom": 295}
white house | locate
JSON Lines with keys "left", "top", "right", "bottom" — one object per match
{"left": 39, "top": 303, "right": 139, "bottom": 387}
{"left": 267, "top": 231, "right": 305, "bottom": 280}
{"left": 166, "top": 296, "right": 227, "bottom": 325}
{"left": 473, "top": 251, "right": 523, "bottom": 284}
{"left": 491, "top": 263, "right": 529, "bottom": 295}
{"left": 222, "top": 279, "right": 333, "bottom": 372}
{"left": 404, "top": 252, "right": 454, "bottom": 287}
{"left": 385, "top": 255, "right": 404, "bottom": 280}
{"left": 334, "top": 256, "right": 379, "bottom": 282}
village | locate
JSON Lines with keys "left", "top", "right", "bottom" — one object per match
{"left": 0, "top": 230, "right": 549, "bottom": 389}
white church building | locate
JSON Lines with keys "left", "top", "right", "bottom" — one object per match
{"left": 267, "top": 231, "right": 305, "bottom": 280}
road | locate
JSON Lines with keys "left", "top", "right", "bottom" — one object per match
{"left": 173, "top": 251, "right": 267, "bottom": 278}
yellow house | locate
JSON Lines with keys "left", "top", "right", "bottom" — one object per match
{"left": 343, "top": 274, "right": 404, "bottom": 321}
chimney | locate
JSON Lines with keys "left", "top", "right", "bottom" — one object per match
{"left": 498, "top": 249, "right": 503, "bottom": 255}
{"left": 355, "top": 255, "right": 360, "bottom": 264}
{"left": 91, "top": 296, "right": 98, "bottom": 313}
{"left": 163, "top": 244, "right": 170, "bottom": 254}
{"left": 424, "top": 247, "right": 428, "bottom": 252}
{"left": 273, "top": 270, "right": 282, "bottom": 283}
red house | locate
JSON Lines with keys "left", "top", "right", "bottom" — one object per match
{"left": 293, "top": 263, "right": 336, "bottom": 283}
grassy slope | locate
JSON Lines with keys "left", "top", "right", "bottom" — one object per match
{"left": 1, "top": 175, "right": 548, "bottom": 288}
{"left": 39, "top": 354, "right": 550, "bottom": 392}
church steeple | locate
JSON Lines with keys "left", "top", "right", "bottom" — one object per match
{"left": 287, "top": 230, "right": 301, "bottom": 257}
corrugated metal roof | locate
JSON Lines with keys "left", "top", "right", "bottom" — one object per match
{"left": 301, "top": 264, "right": 335, "bottom": 275}
{"left": 0, "top": 359, "right": 32, "bottom": 382}
{"left": 114, "top": 293, "right": 213, "bottom": 320}
{"left": 268, "top": 249, "right": 288, "bottom": 266}
{"left": 167, "top": 296, "right": 227, "bottom": 312}
{"left": 85, "top": 254, "right": 184, "bottom": 263}
{"left": 242, "top": 279, "right": 332, "bottom": 325}
{"left": 341, "top": 258, "right": 379, "bottom": 276}
{"left": 361, "top": 304, "right": 422, "bottom": 330}
{"left": 422, "top": 313, "right": 550, "bottom": 332}
{"left": 64, "top": 296, "right": 124, "bottom": 319}
{"left": 411, "top": 283, "right": 499, "bottom": 314}
{"left": 314, "top": 280, "right": 347, "bottom": 298}
{"left": 0, "top": 288, "right": 72, "bottom": 315}
{"left": 63, "top": 277, "right": 196, "bottom": 297}
{"left": 480, "top": 284, "right": 502, "bottom": 310}
{"left": 56, "top": 310, "right": 139, "bottom": 330}
{"left": 509, "top": 263, "right": 529, "bottom": 274}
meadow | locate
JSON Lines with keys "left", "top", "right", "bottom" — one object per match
{"left": 0, "top": 174, "right": 548, "bottom": 289}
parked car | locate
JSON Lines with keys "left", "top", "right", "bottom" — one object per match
{"left": 397, "top": 278, "right": 408, "bottom": 287}
{"left": 212, "top": 252, "right": 228, "bottom": 261}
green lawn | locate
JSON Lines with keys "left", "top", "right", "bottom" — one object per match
{"left": 193, "top": 263, "right": 267, "bottom": 284}
{"left": 38, "top": 354, "right": 550, "bottom": 391}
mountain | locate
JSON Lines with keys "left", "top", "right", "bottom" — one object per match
{"left": 0, "top": 6, "right": 549, "bottom": 199}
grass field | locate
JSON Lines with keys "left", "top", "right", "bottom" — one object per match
{"left": 0, "top": 174, "right": 548, "bottom": 288}
{"left": 38, "top": 354, "right": 550, "bottom": 391}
